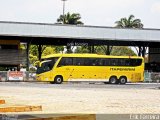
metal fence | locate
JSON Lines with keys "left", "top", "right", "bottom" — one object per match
{"left": 0, "top": 71, "right": 160, "bottom": 83}
{"left": 144, "top": 72, "right": 160, "bottom": 83}
{"left": 0, "top": 71, "right": 36, "bottom": 82}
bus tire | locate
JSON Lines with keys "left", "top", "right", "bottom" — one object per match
{"left": 54, "top": 76, "right": 63, "bottom": 84}
{"left": 119, "top": 76, "right": 127, "bottom": 84}
{"left": 109, "top": 76, "right": 118, "bottom": 84}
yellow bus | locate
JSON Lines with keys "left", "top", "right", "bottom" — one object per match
{"left": 36, "top": 54, "right": 144, "bottom": 84}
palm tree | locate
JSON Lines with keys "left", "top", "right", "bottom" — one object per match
{"left": 57, "top": 12, "right": 83, "bottom": 25}
{"left": 57, "top": 12, "right": 83, "bottom": 53}
{"left": 115, "top": 15, "right": 144, "bottom": 56}
{"left": 115, "top": 15, "right": 143, "bottom": 28}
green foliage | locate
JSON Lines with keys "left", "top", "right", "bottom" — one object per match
{"left": 0, "top": 67, "right": 6, "bottom": 71}
{"left": 30, "top": 45, "right": 38, "bottom": 56}
{"left": 111, "top": 46, "right": 137, "bottom": 56}
{"left": 42, "top": 46, "right": 55, "bottom": 56}
{"left": 54, "top": 46, "right": 64, "bottom": 53}
{"left": 115, "top": 15, "right": 143, "bottom": 28}
{"left": 74, "top": 46, "right": 89, "bottom": 53}
{"left": 75, "top": 46, "right": 136, "bottom": 56}
{"left": 20, "top": 44, "right": 26, "bottom": 50}
{"left": 29, "top": 45, "right": 64, "bottom": 65}
{"left": 57, "top": 12, "right": 83, "bottom": 25}
{"left": 29, "top": 54, "right": 38, "bottom": 66}
{"left": 94, "top": 46, "right": 111, "bottom": 55}
{"left": 29, "top": 67, "right": 37, "bottom": 72}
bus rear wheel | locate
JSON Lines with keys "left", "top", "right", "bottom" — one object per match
{"left": 119, "top": 76, "right": 127, "bottom": 84}
{"left": 109, "top": 76, "right": 118, "bottom": 84}
{"left": 54, "top": 76, "right": 63, "bottom": 84}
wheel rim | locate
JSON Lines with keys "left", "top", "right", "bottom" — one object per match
{"left": 57, "top": 78, "right": 62, "bottom": 83}
{"left": 110, "top": 78, "right": 117, "bottom": 84}
{"left": 120, "top": 78, "right": 126, "bottom": 84}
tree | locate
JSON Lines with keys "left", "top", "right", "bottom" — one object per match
{"left": 111, "top": 46, "right": 137, "bottom": 56}
{"left": 115, "top": 15, "right": 143, "bottom": 28}
{"left": 74, "top": 46, "right": 89, "bottom": 53}
{"left": 75, "top": 45, "right": 136, "bottom": 56}
{"left": 35, "top": 45, "right": 47, "bottom": 60}
{"left": 114, "top": 15, "right": 144, "bottom": 56}
{"left": 95, "top": 46, "right": 113, "bottom": 55}
{"left": 42, "top": 46, "right": 55, "bottom": 56}
{"left": 54, "top": 46, "right": 64, "bottom": 53}
{"left": 57, "top": 12, "right": 83, "bottom": 25}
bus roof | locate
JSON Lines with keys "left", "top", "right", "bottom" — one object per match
{"left": 42, "top": 53, "right": 143, "bottom": 59}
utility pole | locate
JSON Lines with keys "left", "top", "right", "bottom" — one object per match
{"left": 61, "top": 0, "right": 67, "bottom": 23}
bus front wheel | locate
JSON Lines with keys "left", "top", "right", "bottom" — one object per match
{"left": 54, "top": 76, "right": 63, "bottom": 84}
{"left": 119, "top": 76, "right": 127, "bottom": 84}
{"left": 109, "top": 76, "right": 118, "bottom": 84}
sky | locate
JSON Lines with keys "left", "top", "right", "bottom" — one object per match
{"left": 0, "top": 0, "right": 160, "bottom": 28}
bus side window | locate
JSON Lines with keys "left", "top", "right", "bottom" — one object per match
{"left": 58, "top": 58, "right": 65, "bottom": 66}
{"left": 130, "top": 59, "right": 142, "bottom": 66}
{"left": 91, "top": 58, "right": 96, "bottom": 66}
{"left": 125, "top": 59, "right": 130, "bottom": 66}
{"left": 118, "top": 59, "right": 125, "bottom": 66}
{"left": 110, "top": 59, "right": 117, "bottom": 66}
{"left": 105, "top": 58, "right": 110, "bottom": 66}
{"left": 58, "top": 57, "right": 73, "bottom": 66}
{"left": 99, "top": 59, "right": 105, "bottom": 66}
{"left": 73, "top": 58, "right": 84, "bottom": 66}
{"left": 65, "top": 58, "right": 73, "bottom": 65}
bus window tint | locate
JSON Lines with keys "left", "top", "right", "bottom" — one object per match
{"left": 103, "top": 58, "right": 142, "bottom": 66}
{"left": 40, "top": 60, "right": 53, "bottom": 72}
{"left": 58, "top": 57, "right": 142, "bottom": 67}
{"left": 130, "top": 59, "right": 142, "bottom": 66}
{"left": 90, "top": 58, "right": 96, "bottom": 66}
{"left": 73, "top": 58, "right": 84, "bottom": 66}
{"left": 99, "top": 59, "right": 106, "bottom": 66}
{"left": 73, "top": 58, "right": 104, "bottom": 66}
{"left": 58, "top": 58, "right": 73, "bottom": 66}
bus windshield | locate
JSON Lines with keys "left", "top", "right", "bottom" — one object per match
{"left": 36, "top": 57, "right": 58, "bottom": 74}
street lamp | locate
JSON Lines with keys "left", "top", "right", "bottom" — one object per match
{"left": 61, "top": 0, "right": 67, "bottom": 23}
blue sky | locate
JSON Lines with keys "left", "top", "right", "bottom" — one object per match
{"left": 0, "top": 0, "right": 160, "bottom": 28}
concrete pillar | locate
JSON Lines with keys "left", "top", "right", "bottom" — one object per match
{"left": 106, "top": 45, "right": 110, "bottom": 55}
{"left": 138, "top": 46, "right": 141, "bottom": 56}
{"left": 26, "top": 42, "right": 30, "bottom": 71}
{"left": 88, "top": 46, "right": 92, "bottom": 53}
{"left": 142, "top": 46, "right": 145, "bottom": 57}
{"left": 91, "top": 45, "right": 94, "bottom": 53}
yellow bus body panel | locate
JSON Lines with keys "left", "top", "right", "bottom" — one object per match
{"left": 36, "top": 54, "right": 144, "bottom": 83}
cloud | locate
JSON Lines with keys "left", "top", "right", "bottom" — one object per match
{"left": 0, "top": 0, "right": 63, "bottom": 23}
{"left": 151, "top": 2, "right": 160, "bottom": 13}
{"left": 67, "top": 0, "right": 145, "bottom": 10}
